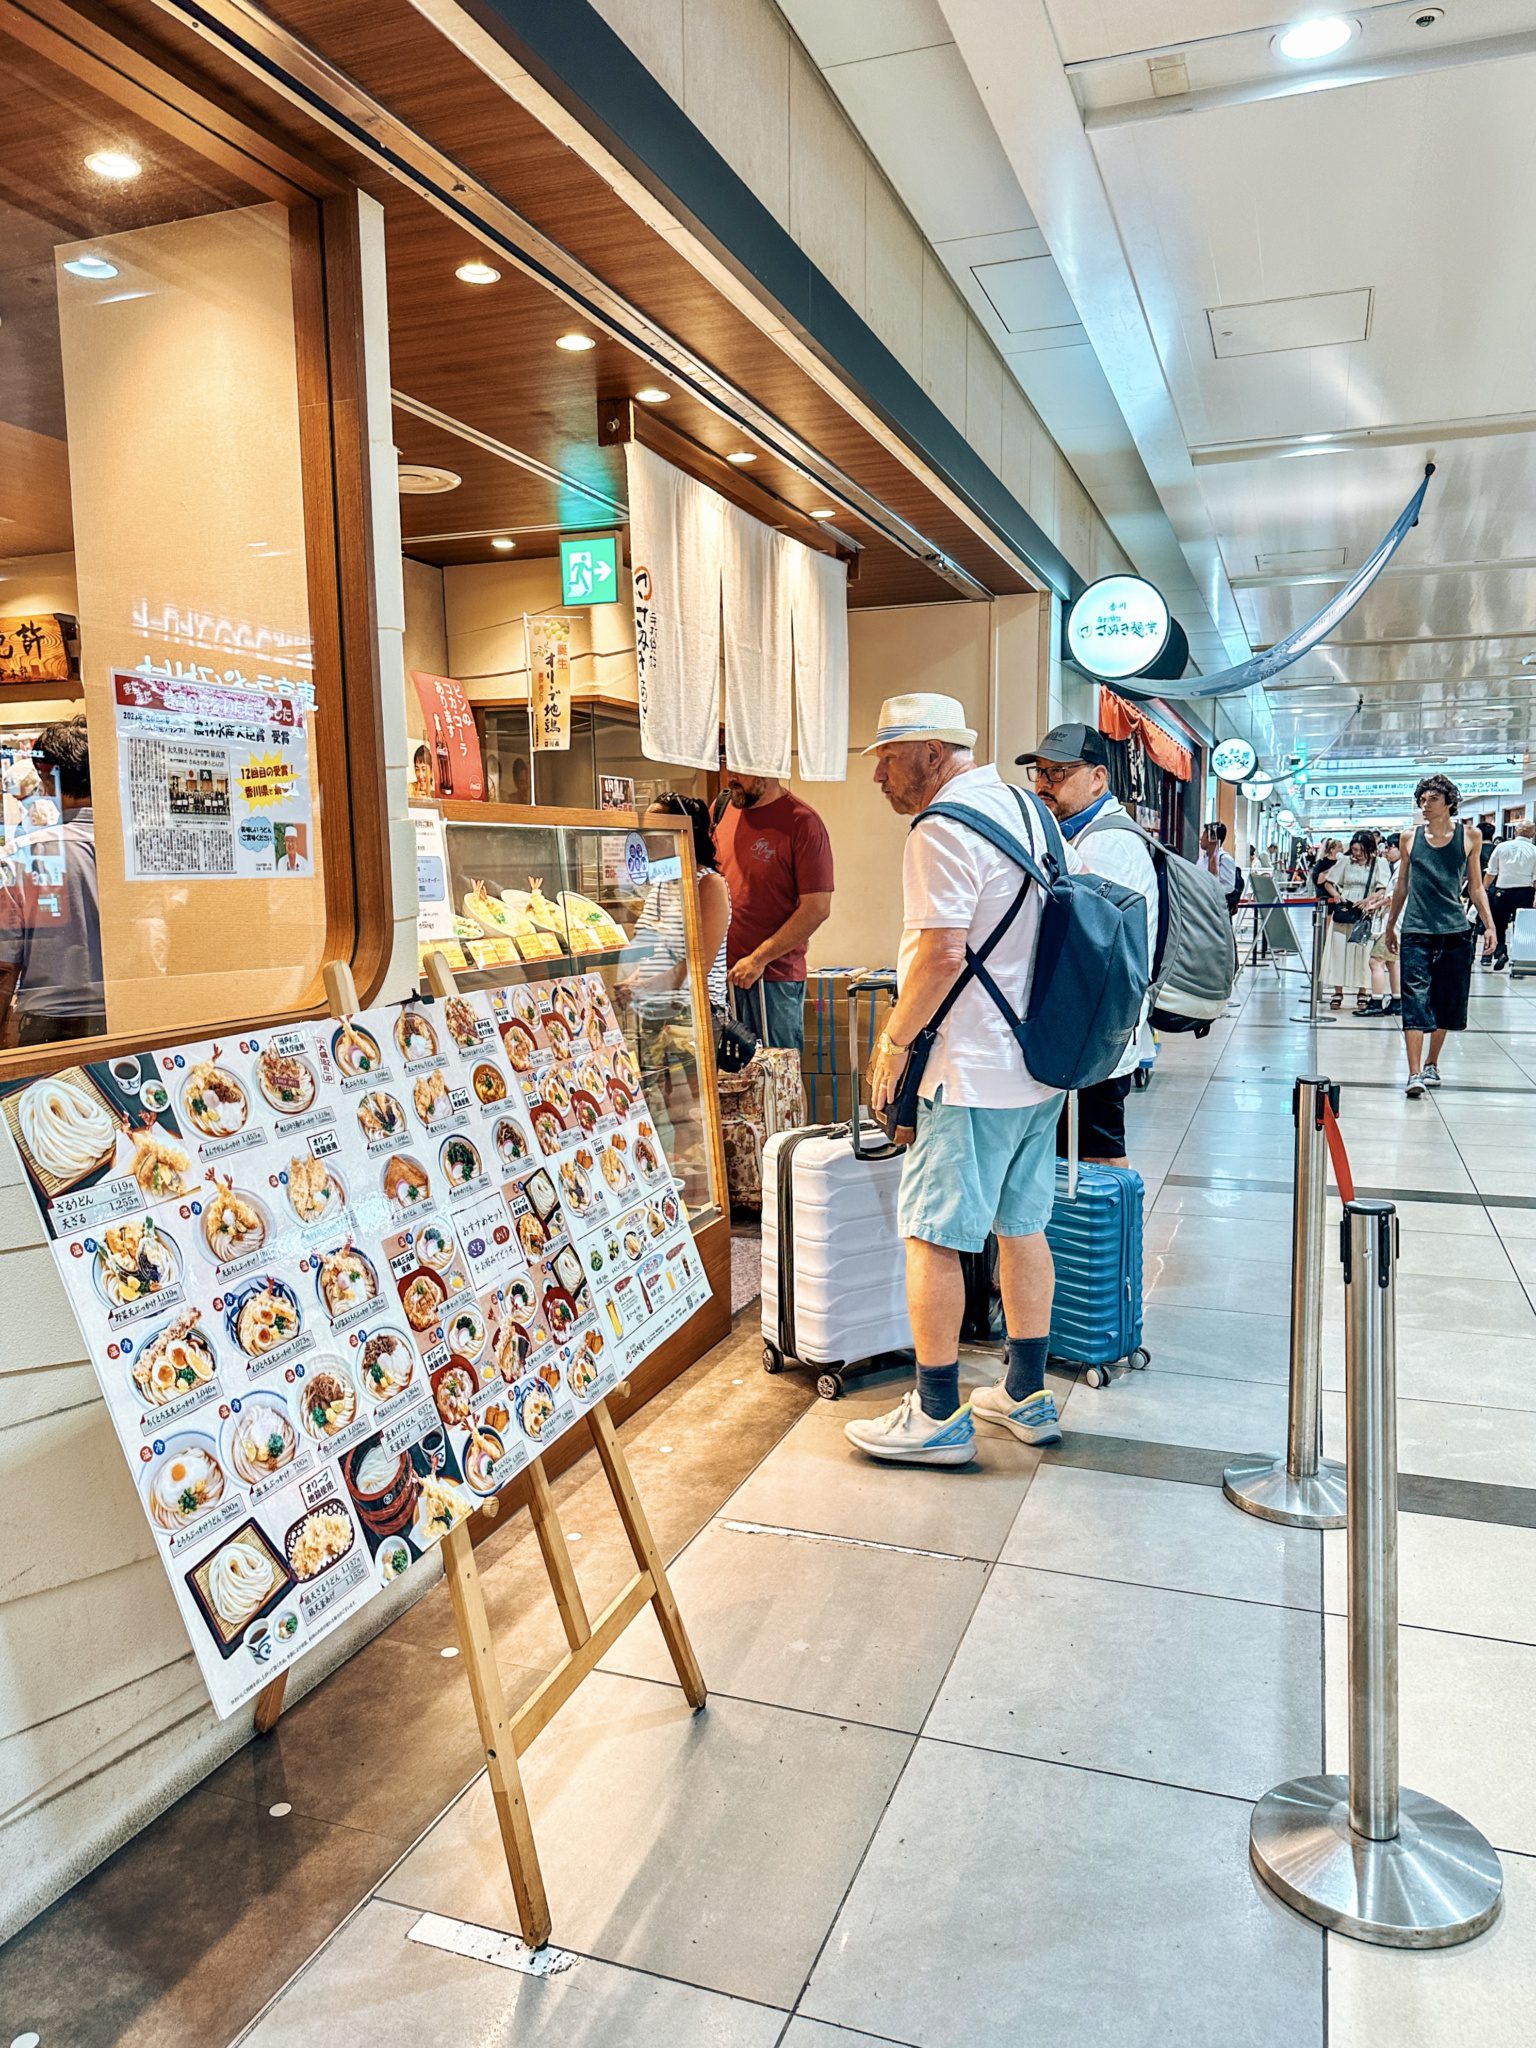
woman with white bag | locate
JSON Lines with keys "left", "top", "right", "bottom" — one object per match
{"left": 1320, "top": 829, "right": 1393, "bottom": 1014}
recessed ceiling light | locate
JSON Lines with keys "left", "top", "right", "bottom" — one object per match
{"left": 85, "top": 149, "right": 141, "bottom": 181}
{"left": 397, "top": 462, "right": 462, "bottom": 495}
{"left": 1275, "top": 15, "right": 1357, "bottom": 61}
{"left": 809, "top": 506, "right": 836, "bottom": 519}
{"left": 491, "top": 536, "right": 515, "bottom": 552}
{"left": 725, "top": 450, "right": 757, "bottom": 465}
{"left": 556, "top": 332, "right": 596, "bottom": 352}
{"left": 455, "top": 260, "right": 500, "bottom": 285}
{"left": 62, "top": 254, "right": 118, "bottom": 280}
{"left": 635, "top": 386, "right": 671, "bottom": 404}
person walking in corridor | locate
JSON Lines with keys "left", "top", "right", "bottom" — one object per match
{"left": 1486, "top": 820, "right": 1536, "bottom": 970}
{"left": 716, "top": 755, "right": 833, "bottom": 1052}
{"left": 844, "top": 694, "right": 1066, "bottom": 1468}
{"left": 1385, "top": 774, "right": 1496, "bottom": 1097}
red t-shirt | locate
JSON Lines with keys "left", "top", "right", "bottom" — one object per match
{"left": 716, "top": 790, "right": 835, "bottom": 981}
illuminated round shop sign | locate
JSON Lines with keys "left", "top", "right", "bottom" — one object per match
{"left": 1065, "top": 575, "right": 1171, "bottom": 681}
{"left": 1240, "top": 775, "right": 1276, "bottom": 803}
{"left": 1212, "top": 738, "right": 1259, "bottom": 784}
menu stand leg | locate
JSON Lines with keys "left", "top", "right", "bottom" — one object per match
{"left": 587, "top": 1398, "right": 706, "bottom": 1710}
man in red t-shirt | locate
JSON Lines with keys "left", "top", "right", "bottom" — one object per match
{"left": 716, "top": 761, "right": 834, "bottom": 1051}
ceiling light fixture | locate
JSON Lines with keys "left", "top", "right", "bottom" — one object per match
{"left": 62, "top": 254, "right": 118, "bottom": 280}
{"left": 397, "top": 462, "right": 462, "bottom": 495}
{"left": 555, "top": 332, "right": 596, "bottom": 352}
{"left": 491, "top": 537, "right": 516, "bottom": 552}
{"left": 84, "top": 148, "right": 141, "bottom": 181}
{"left": 725, "top": 450, "right": 757, "bottom": 465}
{"left": 634, "top": 386, "right": 671, "bottom": 403}
{"left": 455, "top": 260, "right": 501, "bottom": 285}
{"left": 1275, "top": 15, "right": 1357, "bottom": 61}
{"left": 809, "top": 506, "right": 836, "bottom": 519}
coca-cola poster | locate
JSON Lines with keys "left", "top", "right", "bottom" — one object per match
{"left": 410, "top": 671, "right": 484, "bottom": 801}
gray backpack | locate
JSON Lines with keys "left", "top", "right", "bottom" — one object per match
{"left": 1080, "top": 813, "right": 1237, "bottom": 1037}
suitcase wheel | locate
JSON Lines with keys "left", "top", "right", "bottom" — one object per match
{"left": 1129, "top": 1347, "right": 1150, "bottom": 1371}
{"left": 1132, "top": 1066, "right": 1150, "bottom": 1090}
{"left": 1084, "top": 1365, "right": 1109, "bottom": 1390}
{"left": 816, "top": 1372, "right": 845, "bottom": 1401}
{"left": 762, "top": 1343, "right": 784, "bottom": 1374}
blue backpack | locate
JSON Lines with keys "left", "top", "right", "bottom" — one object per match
{"left": 906, "top": 785, "right": 1149, "bottom": 1095}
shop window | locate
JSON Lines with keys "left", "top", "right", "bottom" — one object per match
{"left": 0, "top": 22, "right": 381, "bottom": 1069}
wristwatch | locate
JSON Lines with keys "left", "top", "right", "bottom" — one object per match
{"left": 876, "top": 1029, "right": 907, "bottom": 1058}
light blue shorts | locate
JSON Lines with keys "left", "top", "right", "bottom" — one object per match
{"left": 897, "top": 1088, "right": 1062, "bottom": 1253}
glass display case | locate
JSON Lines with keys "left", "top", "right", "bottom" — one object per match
{"left": 424, "top": 801, "right": 724, "bottom": 1228}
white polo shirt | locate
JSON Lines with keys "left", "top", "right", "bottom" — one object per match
{"left": 897, "top": 764, "right": 1072, "bottom": 1109}
{"left": 1488, "top": 837, "right": 1536, "bottom": 890}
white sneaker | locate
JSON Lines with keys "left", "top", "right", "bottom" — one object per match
{"left": 844, "top": 1390, "right": 975, "bottom": 1466}
{"left": 971, "top": 1382, "right": 1063, "bottom": 1445}
{"left": 1405, "top": 1074, "right": 1425, "bottom": 1098}
{"left": 1421, "top": 1063, "right": 1442, "bottom": 1087}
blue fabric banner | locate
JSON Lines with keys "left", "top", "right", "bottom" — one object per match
{"left": 1111, "top": 465, "right": 1435, "bottom": 702}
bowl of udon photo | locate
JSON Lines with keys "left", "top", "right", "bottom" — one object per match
{"left": 342, "top": 1437, "right": 419, "bottom": 1539}
{"left": 223, "top": 1394, "right": 300, "bottom": 1486}
{"left": 141, "top": 1433, "right": 227, "bottom": 1531}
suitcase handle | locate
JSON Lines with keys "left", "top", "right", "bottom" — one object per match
{"left": 1065, "top": 1089, "right": 1079, "bottom": 1201}
{"left": 846, "top": 971, "right": 901, "bottom": 1160}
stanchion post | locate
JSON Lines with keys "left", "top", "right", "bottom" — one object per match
{"left": 1248, "top": 1199, "right": 1502, "bottom": 1947}
{"left": 1223, "top": 1076, "right": 1348, "bottom": 1529}
{"left": 1306, "top": 900, "right": 1327, "bottom": 1021}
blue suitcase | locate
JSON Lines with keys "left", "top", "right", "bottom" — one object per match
{"left": 1044, "top": 1158, "right": 1149, "bottom": 1389}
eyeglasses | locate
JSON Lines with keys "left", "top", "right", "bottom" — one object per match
{"left": 1025, "top": 761, "right": 1080, "bottom": 787}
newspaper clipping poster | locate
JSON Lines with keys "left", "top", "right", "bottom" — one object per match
{"left": 112, "top": 670, "right": 313, "bottom": 882}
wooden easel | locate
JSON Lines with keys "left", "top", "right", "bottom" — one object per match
{"left": 253, "top": 950, "right": 706, "bottom": 1947}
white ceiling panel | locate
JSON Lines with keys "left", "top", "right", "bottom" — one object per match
{"left": 974, "top": 253, "right": 1080, "bottom": 332}
{"left": 820, "top": 43, "right": 1037, "bottom": 242}
{"left": 776, "top": 0, "right": 950, "bottom": 70}
{"left": 1207, "top": 287, "right": 1373, "bottom": 360}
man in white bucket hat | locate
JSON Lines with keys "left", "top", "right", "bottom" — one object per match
{"left": 844, "top": 693, "right": 1068, "bottom": 1468}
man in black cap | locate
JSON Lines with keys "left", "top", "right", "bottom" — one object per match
{"left": 1016, "top": 723, "right": 1157, "bottom": 1168}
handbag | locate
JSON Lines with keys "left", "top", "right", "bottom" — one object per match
{"left": 1330, "top": 901, "right": 1364, "bottom": 927}
{"left": 713, "top": 1004, "right": 758, "bottom": 1074}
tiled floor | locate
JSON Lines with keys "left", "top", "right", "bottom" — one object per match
{"left": 8, "top": 958, "right": 1536, "bottom": 2046}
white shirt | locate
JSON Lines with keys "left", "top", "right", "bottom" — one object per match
{"left": 1488, "top": 838, "right": 1536, "bottom": 890}
{"left": 898, "top": 764, "right": 1073, "bottom": 1109}
{"left": 1205, "top": 846, "right": 1239, "bottom": 893}
{"left": 1073, "top": 796, "right": 1158, "bottom": 1079}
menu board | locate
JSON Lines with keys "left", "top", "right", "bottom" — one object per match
{"left": 0, "top": 974, "right": 711, "bottom": 1718}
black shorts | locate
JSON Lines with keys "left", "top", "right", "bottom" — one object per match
{"left": 1399, "top": 929, "right": 1475, "bottom": 1034}
{"left": 1056, "top": 1073, "right": 1134, "bottom": 1160}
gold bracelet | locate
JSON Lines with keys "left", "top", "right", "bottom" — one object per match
{"left": 876, "top": 1030, "right": 907, "bottom": 1058}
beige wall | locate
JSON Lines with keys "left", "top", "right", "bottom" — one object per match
{"left": 441, "top": 557, "right": 637, "bottom": 707}
{"left": 800, "top": 593, "right": 1047, "bottom": 969}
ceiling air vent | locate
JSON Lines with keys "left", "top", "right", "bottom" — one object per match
{"left": 1254, "top": 546, "right": 1348, "bottom": 576}
{"left": 398, "top": 462, "right": 462, "bottom": 495}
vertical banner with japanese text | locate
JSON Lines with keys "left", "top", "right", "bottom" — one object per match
{"left": 410, "top": 671, "right": 485, "bottom": 800}
{"left": 524, "top": 615, "right": 573, "bottom": 753}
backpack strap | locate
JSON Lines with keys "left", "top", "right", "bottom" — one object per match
{"left": 910, "top": 791, "right": 1049, "bottom": 1053}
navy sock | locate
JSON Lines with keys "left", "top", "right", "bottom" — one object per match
{"left": 1004, "top": 1336, "right": 1049, "bottom": 1403}
{"left": 916, "top": 1362, "right": 960, "bottom": 1421}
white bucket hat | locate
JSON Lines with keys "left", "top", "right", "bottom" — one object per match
{"left": 861, "top": 692, "right": 978, "bottom": 754}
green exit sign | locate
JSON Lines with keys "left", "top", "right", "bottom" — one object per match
{"left": 560, "top": 532, "right": 620, "bottom": 606}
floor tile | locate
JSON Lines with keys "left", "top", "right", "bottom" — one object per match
{"left": 1323, "top": 1511, "right": 1536, "bottom": 1645}
{"left": 801, "top": 1740, "right": 1323, "bottom": 2048}
{"left": 0, "top": 1785, "right": 396, "bottom": 2048}
{"left": 376, "top": 1672, "right": 912, "bottom": 2007}
{"left": 927, "top": 1562, "right": 1321, "bottom": 1800}
{"left": 1145, "top": 1210, "right": 1290, "bottom": 1265}
{"left": 780, "top": 2023, "right": 902, "bottom": 2048}
{"left": 242, "top": 1899, "right": 787, "bottom": 2047}
{"left": 1319, "top": 1323, "right": 1536, "bottom": 1412}
{"left": 1002, "top": 1463, "right": 1321, "bottom": 1610}
{"left": 1323, "top": 1390, "right": 1536, "bottom": 1488}
{"left": 1064, "top": 1364, "right": 1290, "bottom": 1454}
{"left": 1323, "top": 1616, "right": 1536, "bottom": 1853}
{"left": 1327, "top": 1849, "right": 1536, "bottom": 2048}
{"left": 1145, "top": 1249, "right": 1294, "bottom": 1318}
{"left": 723, "top": 1361, "right": 1044, "bottom": 1561}
{"left": 1142, "top": 1303, "right": 1291, "bottom": 1383}
{"left": 601, "top": 1518, "right": 987, "bottom": 1731}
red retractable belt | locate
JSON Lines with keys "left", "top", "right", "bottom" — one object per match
{"left": 1322, "top": 1096, "right": 1355, "bottom": 1205}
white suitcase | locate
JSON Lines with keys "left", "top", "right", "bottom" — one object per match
{"left": 760, "top": 973, "right": 912, "bottom": 1399}
{"left": 1510, "top": 907, "right": 1536, "bottom": 979}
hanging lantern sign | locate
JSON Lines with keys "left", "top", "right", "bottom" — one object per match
{"left": 1212, "top": 737, "right": 1259, "bottom": 784}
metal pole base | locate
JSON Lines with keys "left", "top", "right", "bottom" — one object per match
{"left": 1222, "top": 1454, "right": 1348, "bottom": 1530}
{"left": 1250, "top": 1776, "right": 1503, "bottom": 1948}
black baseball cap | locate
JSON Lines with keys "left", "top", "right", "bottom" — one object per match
{"left": 1016, "top": 722, "right": 1111, "bottom": 769}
